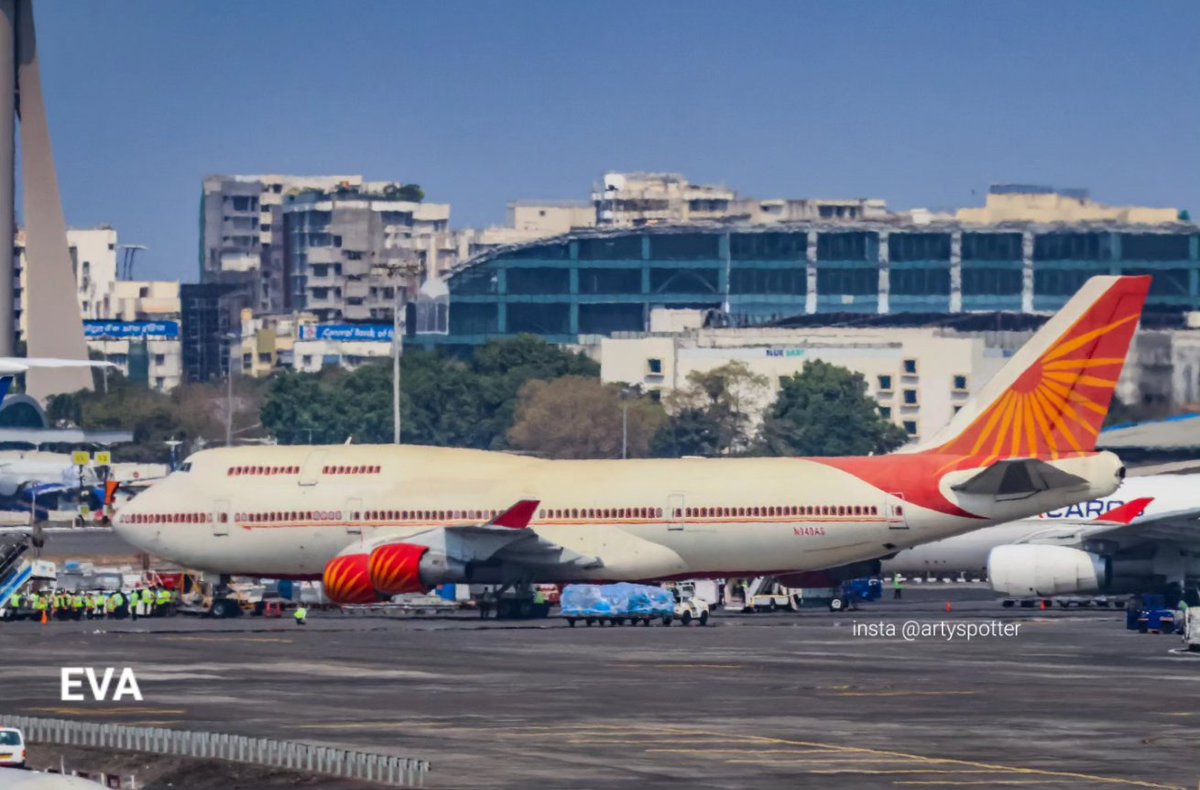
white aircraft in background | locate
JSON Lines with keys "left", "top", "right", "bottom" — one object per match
{"left": 0, "top": 357, "right": 124, "bottom": 524}
{"left": 883, "top": 473, "right": 1200, "bottom": 599}
{"left": 112, "top": 276, "right": 1148, "bottom": 615}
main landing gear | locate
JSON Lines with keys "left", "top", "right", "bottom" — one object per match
{"left": 491, "top": 582, "right": 551, "bottom": 620}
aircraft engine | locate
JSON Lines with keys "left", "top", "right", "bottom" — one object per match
{"left": 322, "top": 552, "right": 382, "bottom": 605}
{"left": 368, "top": 542, "right": 465, "bottom": 595}
{"left": 987, "top": 544, "right": 1109, "bottom": 597}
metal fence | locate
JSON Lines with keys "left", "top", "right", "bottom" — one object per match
{"left": 7, "top": 715, "right": 429, "bottom": 787}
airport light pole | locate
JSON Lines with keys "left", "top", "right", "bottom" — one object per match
{"left": 622, "top": 402, "right": 629, "bottom": 460}
{"left": 223, "top": 332, "right": 238, "bottom": 447}
{"left": 617, "top": 385, "right": 638, "bottom": 459}
{"left": 373, "top": 258, "right": 422, "bottom": 444}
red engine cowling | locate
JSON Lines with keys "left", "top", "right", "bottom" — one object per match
{"left": 369, "top": 543, "right": 431, "bottom": 595}
{"left": 322, "top": 553, "right": 380, "bottom": 605}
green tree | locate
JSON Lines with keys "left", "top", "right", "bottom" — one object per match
{"left": 651, "top": 407, "right": 726, "bottom": 458}
{"left": 43, "top": 373, "right": 256, "bottom": 462}
{"left": 470, "top": 335, "right": 600, "bottom": 449}
{"left": 258, "top": 336, "right": 600, "bottom": 449}
{"left": 654, "top": 362, "right": 768, "bottom": 456}
{"left": 508, "top": 376, "right": 665, "bottom": 459}
{"left": 756, "top": 360, "right": 907, "bottom": 456}
{"left": 260, "top": 370, "right": 338, "bottom": 444}
{"left": 396, "top": 183, "right": 425, "bottom": 202}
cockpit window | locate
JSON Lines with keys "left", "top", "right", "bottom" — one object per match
{"left": 179, "top": 462, "right": 192, "bottom": 472}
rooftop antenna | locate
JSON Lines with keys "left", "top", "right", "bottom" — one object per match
{"left": 118, "top": 244, "right": 148, "bottom": 279}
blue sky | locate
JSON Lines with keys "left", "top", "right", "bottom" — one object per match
{"left": 35, "top": 1, "right": 1200, "bottom": 281}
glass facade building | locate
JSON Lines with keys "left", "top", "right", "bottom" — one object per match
{"left": 422, "top": 222, "right": 1200, "bottom": 348}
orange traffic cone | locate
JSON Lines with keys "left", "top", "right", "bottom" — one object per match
{"left": 1040, "top": 599, "right": 1047, "bottom": 610}
{"left": 40, "top": 609, "right": 48, "bottom": 624}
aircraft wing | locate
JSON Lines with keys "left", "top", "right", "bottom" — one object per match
{"left": 0, "top": 357, "right": 118, "bottom": 374}
{"left": 1081, "top": 501, "right": 1200, "bottom": 551}
{"left": 378, "top": 499, "right": 603, "bottom": 573}
{"left": 0, "top": 427, "right": 134, "bottom": 445}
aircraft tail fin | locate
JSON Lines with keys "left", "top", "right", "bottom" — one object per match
{"left": 914, "top": 275, "right": 1150, "bottom": 459}
{"left": 1094, "top": 497, "right": 1152, "bottom": 525}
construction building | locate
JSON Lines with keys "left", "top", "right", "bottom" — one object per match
{"left": 279, "top": 185, "right": 453, "bottom": 323}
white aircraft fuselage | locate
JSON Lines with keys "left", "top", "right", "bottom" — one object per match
{"left": 114, "top": 444, "right": 1124, "bottom": 583}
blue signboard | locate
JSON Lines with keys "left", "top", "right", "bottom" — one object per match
{"left": 298, "top": 324, "right": 393, "bottom": 342}
{"left": 83, "top": 320, "right": 180, "bottom": 340}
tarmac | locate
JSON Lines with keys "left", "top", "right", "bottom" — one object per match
{"left": 1, "top": 588, "right": 1197, "bottom": 789}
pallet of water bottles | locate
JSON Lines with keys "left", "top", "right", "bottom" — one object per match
{"left": 560, "top": 582, "right": 710, "bottom": 627}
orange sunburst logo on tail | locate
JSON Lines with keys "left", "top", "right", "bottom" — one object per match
{"left": 934, "top": 276, "right": 1150, "bottom": 461}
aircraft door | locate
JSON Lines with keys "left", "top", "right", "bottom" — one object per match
{"left": 886, "top": 493, "right": 909, "bottom": 530}
{"left": 212, "top": 499, "right": 230, "bottom": 537}
{"left": 666, "top": 494, "right": 685, "bottom": 532}
{"left": 345, "top": 497, "right": 363, "bottom": 536}
{"left": 299, "top": 451, "right": 326, "bottom": 486}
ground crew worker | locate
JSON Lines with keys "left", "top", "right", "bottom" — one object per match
{"left": 110, "top": 591, "right": 124, "bottom": 618}
{"left": 293, "top": 605, "right": 308, "bottom": 626}
{"left": 72, "top": 593, "right": 84, "bottom": 620}
{"left": 142, "top": 587, "right": 154, "bottom": 617}
{"left": 156, "top": 587, "right": 171, "bottom": 616}
{"left": 893, "top": 573, "right": 904, "bottom": 600}
{"left": 479, "top": 590, "right": 492, "bottom": 619}
{"left": 9, "top": 590, "right": 20, "bottom": 610}
{"left": 533, "top": 588, "right": 546, "bottom": 610}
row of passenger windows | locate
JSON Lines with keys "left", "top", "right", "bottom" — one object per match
{"left": 539, "top": 505, "right": 886, "bottom": 519}
{"left": 226, "top": 464, "right": 383, "bottom": 477}
{"left": 126, "top": 513, "right": 214, "bottom": 524}
{"left": 228, "top": 466, "right": 299, "bottom": 476}
{"left": 129, "top": 504, "right": 892, "bottom": 526}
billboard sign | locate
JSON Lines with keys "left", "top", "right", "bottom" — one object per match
{"left": 84, "top": 320, "right": 180, "bottom": 340}
{"left": 298, "top": 324, "right": 394, "bottom": 342}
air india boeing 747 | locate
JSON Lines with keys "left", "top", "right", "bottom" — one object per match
{"left": 113, "top": 276, "right": 1149, "bottom": 611}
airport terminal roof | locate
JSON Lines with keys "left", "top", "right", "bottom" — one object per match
{"left": 1099, "top": 413, "right": 1200, "bottom": 451}
{"left": 447, "top": 217, "right": 1200, "bottom": 279}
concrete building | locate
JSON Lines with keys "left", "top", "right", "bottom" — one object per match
{"left": 598, "top": 323, "right": 1006, "bottom": 440}
{"left": 510, "top": 200, "right": 596, "bottom": 235}
{"left": 13, "top": 226, "right": 184, "bottom": 391}
{"left": 233, "top": 309, "right": 392, "bottom": 377}
{"left": 200, "top": 174, "right": 365, "bottom": 313}
{"left": 956, "top": 185, "right": 1183, "bottom": 225}
{"left": 591, "top": 172, "right": 887, "bottom": 228}
{"left": 15, "top": 227, "right": 118, "bottom": 340}
{"left": 280, "top": 185, "right": 454, "bottom": 323}
{"left": 201, "top": 175, "right": 452, "bottom": 317}
{"left": 86, "top": 321, "right": 183, "bottom": 393}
